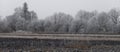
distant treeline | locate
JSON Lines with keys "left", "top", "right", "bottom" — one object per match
{"left": 0, "top": 2, "right": 120, "bottom": 34}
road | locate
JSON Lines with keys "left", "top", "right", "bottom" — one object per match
{"left": 0, "top": 33, "right": 120, "bottom": 41}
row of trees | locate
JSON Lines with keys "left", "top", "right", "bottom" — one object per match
{"left": 0, "top": 3, "right": 120, "bottom": 33}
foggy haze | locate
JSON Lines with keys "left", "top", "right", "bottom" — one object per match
{"left": 0, "top": 0, "right": 120, "bottom": 19}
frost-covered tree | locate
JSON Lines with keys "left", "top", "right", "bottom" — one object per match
{"left": 69, "top": 19, "right": 87, "bottom": 33}
{"left": 22, "top": 2, "right": 29, "bottom": 20}
{"left": 97, "top": 12, "right": 114, "bottom": 32}
{"left": 27, "top": 20, "right": 45, "bottom": 33}
{"left": 6, "top": 15, "right": 19, "bottom": 31}
{"left": 76, "top": 10, "right": 97, "bottom": 21}
{"left": 72, "top": 10, "right": 97, "bottom": 33}
{"left": 87, "top": 12, "right": 114, "bottom": 33}
{"left": 0, "top": 19, "right": 11, "bottom": 32}
{"left": 30, "top": 11, "right": 38, "bottom": 20}
{"left": 0, "top": 18, "right": 3, "bottom": 32}
{"left": 0, "top": 16, "right": 1, "bottom": 20}
{"left": 115, "top": 23, "right": 120, "bottom": 33}
{"left": 108, "top": 9, "right": 120, "bottom": 24}
{"left": 15, "top": 17, "right": 26, "bottom": 31}
{"left": 21, "top": 2, "right": 37, "bottom": 21}
{"left": 87, "top": 16, "right": 99, "bottom": 33}
{"left": 44, "top": 13, "right": 73, "bottom": 33}
{"left": 6, "top": 2, "right": 38, "bottom": 32}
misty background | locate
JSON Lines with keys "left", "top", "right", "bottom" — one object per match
{"left": 0, "top": 0, "right": 120, "bottom": 19}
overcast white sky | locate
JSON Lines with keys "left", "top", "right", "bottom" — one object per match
{"left": 0, "top": 0, "right": 120, "bottom": 19}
